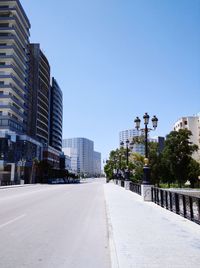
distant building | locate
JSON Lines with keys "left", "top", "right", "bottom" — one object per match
{"left": 174, "top": 115, "right": 200, "bottom": 162}
{"left": 119, "top": 128, "right": 145, "bottom": 155}
{"left": 64, "top": 154, "right": 71, "bottom": 172}
{"left": 93, "top": 151, "right": 101, "bottom": 177}
{"left": 62, "top": 138, "right": 96, "bottom": 176}
{"left": 62, "top": 147, "right": 78, "bottom": 173}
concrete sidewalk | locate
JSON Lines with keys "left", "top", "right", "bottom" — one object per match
{"left": 104, "top": 182, "right": 200, "bottom": 268}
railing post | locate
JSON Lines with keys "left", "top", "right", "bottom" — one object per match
{"left": 169, "top": 192, "right": 173, "bottom": 211}
{"left": 198, "top": 199, "right": 200, "bottom": 224}
{"left": 151, "top": 187, "right": 154, "bottom": 202}
{"left": 165, "top": 191, "right": 168, "bottom": 209}
{"left": 182, "top": 195, "right": 186, "bottom": 218}
{"left": 160, "top": 190, "right": 164, "bottom": 207}
{"left": 189, "top": 196, "right": 194, "bottom": 221}
{"left": 175, "top": 193, "right": 180, "bottom": 214}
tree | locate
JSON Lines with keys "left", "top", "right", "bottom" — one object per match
{"left": 104, "top": 148, "right": 144, "bottom": 182}
{"left": 129, "top": 153, "right": 144, "bottom": 182}
{"left": 187, "top": 158, "right": 200, "bottom": 188}
{"left": 162, "top": 129, "right": 198, "bottom": 187}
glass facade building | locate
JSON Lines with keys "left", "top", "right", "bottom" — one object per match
{"left": 28, "top": 43, "right": 50, "bottom": 145}
{"left": 49, "top": 77, "right": 62, "bottom": 152}
{"left": 62, "top": 138, "right": 94, "bottom": 176}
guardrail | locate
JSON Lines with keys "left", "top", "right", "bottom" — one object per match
{"left": 151, "top": 187, "right": 200, "bottom": 225}
{"left": 129, "top": 182, "right": 141, "bottom": 195}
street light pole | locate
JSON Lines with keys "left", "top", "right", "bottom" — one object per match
{"left": 126, "top": 139, "right": 129, "bottom": 167}
{"left": 134, "top": 113, "right": 158, "bottom": 185}
{"left": 120, "top": 140, "right": 131, "bottom": 181}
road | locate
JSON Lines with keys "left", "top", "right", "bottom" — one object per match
{"left": 0, "top": 179, "right": 111, "bottom": 268}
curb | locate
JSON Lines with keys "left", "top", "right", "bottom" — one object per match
{"left": 104, "top": 184, "right": 119, "bottom": 268}
{"left": 0, "top": 184, "right": 36, "bottom": 190}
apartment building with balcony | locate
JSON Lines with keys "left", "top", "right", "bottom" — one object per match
{"left": 174, "top": 114, "right": 200, "bottom": 162}
{"left": 0, "top": 1, "right": 64, "bottom": 184}
{"left": 49, "top": 77, "right": 63, "bottom": 152}
{"left": 28, "top": 43, "right": 50, "bottom": 146}
{"left": 0, "top": 0, "right": 30, "bottom": 134}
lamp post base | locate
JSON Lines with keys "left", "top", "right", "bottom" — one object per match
{"left": 141, "top": 184, "right": 153, "bottom": 201}
{"left": 142, "top": 165, "right": 151, "bottom": 185}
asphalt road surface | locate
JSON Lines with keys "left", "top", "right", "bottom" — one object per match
{"left": 0, "top": 179, "right": 111, "bottom": 268}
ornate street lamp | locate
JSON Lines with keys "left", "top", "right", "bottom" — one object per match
{"left": 134, "top": 113, "right": 158, "bottom": 185}
{"left": 120, "top": 139, "right": 132, "bottom": 181}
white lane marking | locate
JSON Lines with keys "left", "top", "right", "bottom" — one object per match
{"left": 0, "top": 214, "right": 26, "bottom": 229}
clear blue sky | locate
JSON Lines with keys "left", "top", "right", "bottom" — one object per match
{"left": 21, "top": 0, "right": 200, "bottom": 161}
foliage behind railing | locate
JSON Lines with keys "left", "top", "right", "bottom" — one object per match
{"left": 151, "top": 187, "right": 200, "bottom": 225}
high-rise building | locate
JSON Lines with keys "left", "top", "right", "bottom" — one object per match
{"left": 174, "top": 115, "right": 200, "bottom": 162}
{"left": 119, "top": 128, "right": 145, "bottom": 155}
{"left": 49, "top": 77, "right": 62, "bottom": 152}
{"left": 0, "top": 0, "right": 30, "bottom": 133}
{"left": 28, "top": 43, "right": 50, "bottom": 145}
{"left": 0, "top": 1, "right": 64, "bottom": 184}
{"left": 93, "top": 151, "right": 101, "bottom": 177}
{"left": 62, "top": 138, "right": 94, "bottom": 176}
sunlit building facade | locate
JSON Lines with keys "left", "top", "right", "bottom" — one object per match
{"left": 0, "top": 0, "right": 30, "bottom": 133}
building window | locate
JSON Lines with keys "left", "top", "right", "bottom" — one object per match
{"left": 184, "top": 121, "right": 187, "bottom": 125}
{"left": 0, "top": 23, "right": 9, "bottom": 27}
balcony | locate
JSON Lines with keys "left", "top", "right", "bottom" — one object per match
{"left": 0, "top": 104, "right": 26, "bottom": 120}
{"left": 0, "top": 74, "right": 26, "bottom": 92}
{"left": 0, "top": 45, "right": 27, "bottom": 68}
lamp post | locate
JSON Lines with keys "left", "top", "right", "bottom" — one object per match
{"left": 120, "top": 139, "right": 131, "bottom": 181}
{"left": 118, "top": 152, "right": 122, "bottom": 180}
{"left": 134, "top": 113, "right": 158, "bottom": 186}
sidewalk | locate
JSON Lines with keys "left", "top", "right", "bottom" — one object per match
{"left": 104, "top": 182, "right": 200, "bottom": 268}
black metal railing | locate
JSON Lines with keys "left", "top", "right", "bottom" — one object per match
{"left": 130, "top": 182, "right": 141, "bottom": 195}
{"left": 121, "top": 180, "right": 125, "bottom": 188}
{"left": 151, "top": 187, "right": 200, "bottom": 225}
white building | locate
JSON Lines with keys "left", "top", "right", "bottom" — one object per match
{"left": 119, "top": 129, "right": 145, "bottom": 155}
{"left": 62, "top": 147, "right": 78, "bottom": 173}
{"left": 173, "top": 114, "right": 200, "bottom": 162}
{"left": 64, "top": 154, "right": 71, "bottom": 172}
{"left": 93, "top": 151, "right": 101, "bottom": 177}
{"left": 62, "top": 138, "right": 94, "bottom": 176}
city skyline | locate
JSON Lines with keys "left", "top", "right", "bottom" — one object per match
{"left": 20, "top": 0, "right": 200, "bottom": 160}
